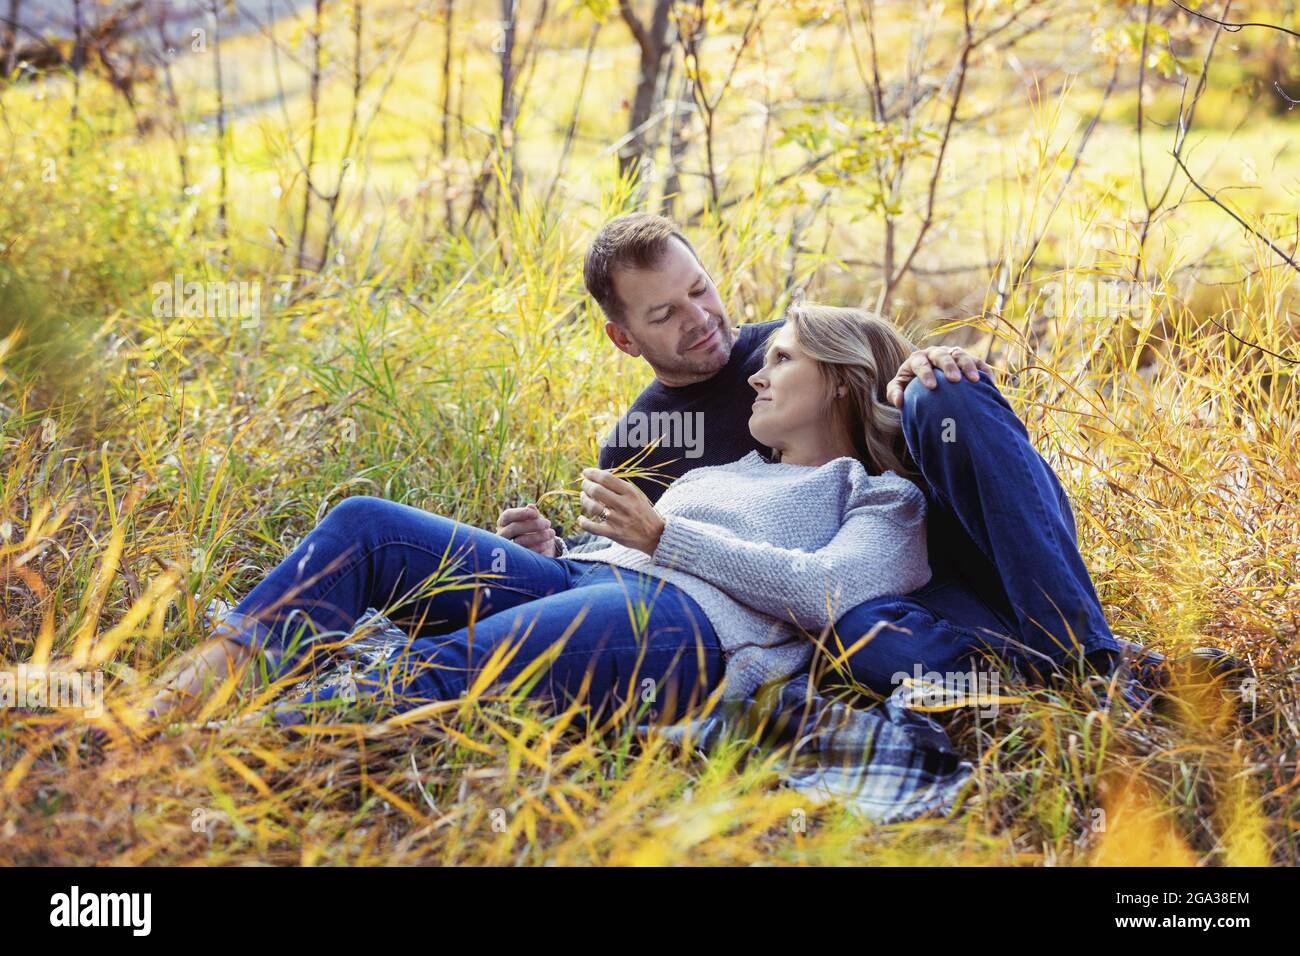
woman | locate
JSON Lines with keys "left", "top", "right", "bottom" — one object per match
{"left": 145, "top": 304, "right": 932, "bottom": 728}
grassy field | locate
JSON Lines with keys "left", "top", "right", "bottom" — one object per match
{"left": 0, "top": 0, "right": 1296, "bottom": 865}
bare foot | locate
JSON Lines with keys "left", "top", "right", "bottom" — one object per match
{"left": 146, "top": 636, "right": 255, "bottom": 722}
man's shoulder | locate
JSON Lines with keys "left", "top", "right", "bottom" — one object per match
{"left": 735, "top": 318, "right": 782, "bottom": 347}
{"left": 732, "top": 318, "right": 782, "bottom": 366}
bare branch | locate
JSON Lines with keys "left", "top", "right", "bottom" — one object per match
{"left": 1204, "top": 312, "right": 1300, "bottom": 365}
{"left": 1169, "top": 0, "right": 1300, "bottom": 39}
{"left": 1171, "top": 150, "right": 1300, "bottom": 274}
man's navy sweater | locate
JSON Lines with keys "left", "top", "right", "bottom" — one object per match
{"left": 559, "top": 319, "right": 781, "bottom": 553}
{"left": 598, "top": 319, "right": 784, "bottom": 501}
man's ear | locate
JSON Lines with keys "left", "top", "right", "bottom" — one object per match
{"left": 605, "top": 320, "right": 643, "bottom": 358}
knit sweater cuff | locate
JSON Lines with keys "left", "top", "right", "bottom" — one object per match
{"left": 651, "top": 515, "right": 712, "bottom": 570}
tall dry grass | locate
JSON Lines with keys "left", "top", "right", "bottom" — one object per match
{"left": 0, "top": 0, "right": 1295, "bottom": 864}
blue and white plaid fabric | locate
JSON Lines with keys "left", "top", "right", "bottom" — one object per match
{"left": 638, "top": 672, "right": 975, "bottom": 824}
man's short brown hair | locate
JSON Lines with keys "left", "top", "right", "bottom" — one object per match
{"left": 583, "top": 212, "right": 702, "bottom": 324}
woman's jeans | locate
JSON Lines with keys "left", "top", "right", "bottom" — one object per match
{"left": 831, "top": 372, "right": 1122, "bottom": 696}
{"left": 215, "top": 496, "right": 723, "bottom": 723}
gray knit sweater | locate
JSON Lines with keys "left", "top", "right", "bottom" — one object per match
{"left": 566, "top": 450, "right": 932, "bottom": 700}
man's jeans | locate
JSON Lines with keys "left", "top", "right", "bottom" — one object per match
{"left": 832, "top": 372, "right": 1121, "bottom": 694}
{"left": 216, "top": 496, "right": 723, "bottom": 723}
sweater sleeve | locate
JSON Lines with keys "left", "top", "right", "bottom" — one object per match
{"left": 649, "top": 475, "right": 931, "bottom": 630}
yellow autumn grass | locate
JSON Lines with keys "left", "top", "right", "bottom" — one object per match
{"left": 0, "top": 1, "right": 1295, "bottom": 865}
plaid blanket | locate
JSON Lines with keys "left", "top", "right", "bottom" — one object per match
{"left": 249, "top": 604, "right": 974, "bottom": 825}
{"left": 641, "top": 671, "right": 975, "bottom": 824}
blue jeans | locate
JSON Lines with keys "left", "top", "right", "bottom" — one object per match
{"left": 831, "top": 372, "right": 1120, "bottom": 694}
{"left": 217, "top": 496, "right": 723, "bottom": 724}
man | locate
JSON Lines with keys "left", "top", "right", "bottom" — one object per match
{"left": 498, "top": 212, "right": 1242, "bottom": 700}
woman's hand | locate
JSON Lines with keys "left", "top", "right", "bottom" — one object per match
{"left": 577, "top": 467, "right": 665, "bottom": 556}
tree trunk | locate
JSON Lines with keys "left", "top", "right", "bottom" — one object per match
{"left": 617, "top": 0, "right": 674, "bottom": 185}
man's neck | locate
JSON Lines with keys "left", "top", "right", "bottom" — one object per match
{"left": 654, "top": 367, "right": 720, "bottom": 389}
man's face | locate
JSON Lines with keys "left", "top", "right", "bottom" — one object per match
{"left": 604, "top": 237, "right": 734, "bottom": 387}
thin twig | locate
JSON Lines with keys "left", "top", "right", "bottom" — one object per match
{"left": 1171, "top": 151, "right": 1300, "bottom": 274}
{"left": 1169, "top": 0, "right": 1300, "bottom": 40}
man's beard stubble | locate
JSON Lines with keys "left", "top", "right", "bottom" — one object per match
{"left": 674, "top": 312, "right": 733, "bottom": 372}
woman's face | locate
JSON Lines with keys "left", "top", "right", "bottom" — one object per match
{"left": 746, "top": 322, "right": 836, "bottom": 452}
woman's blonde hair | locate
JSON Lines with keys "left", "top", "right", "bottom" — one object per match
{"left": 769, "top": 303, "right": 921, "bottom": 483}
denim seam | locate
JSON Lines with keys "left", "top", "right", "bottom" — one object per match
{"left": 569, "top": 561, "right": 605, "bottom": 588}
{"left": 544, "top": 637, "right": 723, "bottom": 667}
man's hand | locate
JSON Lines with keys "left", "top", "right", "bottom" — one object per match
{"left": 885, "top": 345, "right": 993, "bottom": 408}
{"left": 577, "top": 468, "right": 665, "bottom": 557}
{"left": 496, "top": 503, "right": 560, "bottom": 556}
